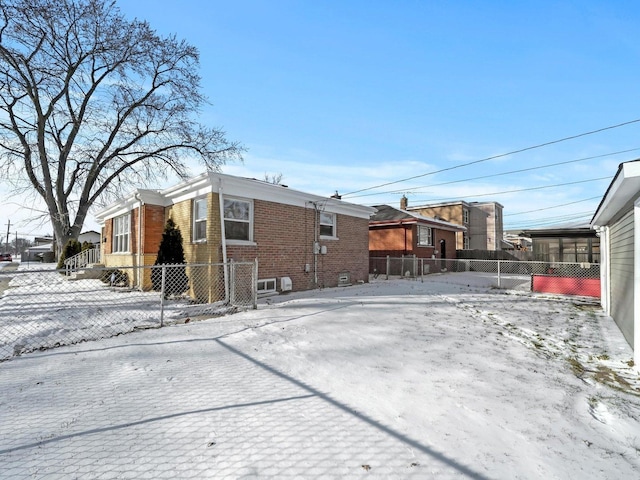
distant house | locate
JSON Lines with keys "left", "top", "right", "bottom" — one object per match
{"left": 24, "top": 243, "right": 53, "bottom": 262}
{"left": 369, "top": 203, "right": 465, "bottom": 261}
{"left": 591, "top": 159, "right": 640, "bottom": 367}
{"left": 78, "top": 230, "right": 100, "bottom": 246}
{"left": 522, "top": 223, "right": 600, "bottom": 263}
{"left": 33, "top": 236, "right": 53, "bottom": 246}
{"left": 503, "top": 232, "right": 532, "bottom": 251}
{"left": 406, "top": 199, "right": 504, "bottom": 251}
{"left": 94, "top": 172, "right": 376, "bottom": 295}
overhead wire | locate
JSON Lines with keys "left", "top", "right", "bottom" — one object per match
{"left": 347, "top": 147, "right": 640, "bottom": 199}
{"left": 342, "top": 118, "right": 640, "bottom": 197}
{"left": 397, "top": 176, "right": 611, "bottom": 205}
{"left": 503, "top": 196, "right": 602, "bottom": 217}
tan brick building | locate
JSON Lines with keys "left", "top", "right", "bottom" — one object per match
{"left": 95, "top": 172, "right": 375, "bottom": 294}
{"left": 406, "top": 199, "right": 504, "bottom": 251}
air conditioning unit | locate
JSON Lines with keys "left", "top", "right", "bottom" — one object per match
{"left": 280, "top": 277, "right": 292, "bottom": 292}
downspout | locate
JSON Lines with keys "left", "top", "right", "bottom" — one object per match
{"left": 314, "top": 202, "right": 318, "bottom": 287}
{"left": 135, "top": 192, "right": 143, "bottom": 290}
{"left": 595, "top": 226, "right": 609, "bottom": 315}
{"left": 218, "top": 179, "right": 230, "bottom": 302}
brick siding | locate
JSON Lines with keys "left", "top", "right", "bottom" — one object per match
{"left": 369, "top": 224, "right": 458, "bottom": 259}
{"left": 227, "top": 199, "right": 369, "bottom": 291}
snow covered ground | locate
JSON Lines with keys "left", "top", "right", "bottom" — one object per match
{"left": 0, "top": 272, "right": 639, "bottom": 479}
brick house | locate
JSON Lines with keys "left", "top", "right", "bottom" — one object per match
{"left": 406, "top": 199, "right": 504, "bottom": 251}
{"left": 369, "top": 203, "right": 465, "bottom": 260}
{"left": 94, "top": 172, "right": 376, "bottom": 295}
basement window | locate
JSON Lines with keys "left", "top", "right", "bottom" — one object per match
{"left": 257, "top": 278, "right": 277, "bottom": 294}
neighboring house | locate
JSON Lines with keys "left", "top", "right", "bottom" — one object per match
{"left": 33, "top": 236, "right": 54, "bottom": 246}
{"left": 504, "top": 232, "right": 532, "bottom": 251}
{"left": 591, "top": 159, "right": 640, "bottom": 367}
{"left": 522, "top": 222, "right": 600, "bottom": 263}
{"left": 24, "top": 243, "right": 54, "bottom": 262}
{"left": 94, "top": 171, "right": 376, "bottom": 295}
{"left": 405, "top": 199, "right": 504, "bottom": 251}
{"left": 78, "top": 230, "right": 100, "bottom": 246}
{"left": 369, "top": 204, "right": 465, "bottom": 261}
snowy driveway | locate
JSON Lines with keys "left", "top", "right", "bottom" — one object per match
{"left": 1, "top": 278, "right": 639, "bottom": 479}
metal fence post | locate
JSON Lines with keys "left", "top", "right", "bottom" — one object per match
{"left": 252, "top": 258, "right": 258, "bottom": 309}
{"left": 386, "top": 255, "right": 390, "bottom": 280}
{"left": 229, "top": 258, "right": 236, "bottom": 305}
{"left": 160, "top": 265, "right": 166, "bottom": 327}
{"left": 497, "top": 260, "right": 501, "bottom": 289}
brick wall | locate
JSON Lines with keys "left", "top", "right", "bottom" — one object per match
{"left": 369, "top": 224, "right": 413, "bottom": 255}
{"left": 369, "top": 224, "right": 458, "bottom": 259}
{"left": 142, "top": 204, "right": 165, "bottom": 255}
{"left": 226, "top": 200, "right": 370, "bottom": 291}
{"left": 168, "top": 193, "right": 223, "bottom": 264}
{"left": 102, "top": 195, "right": 370, "bottom": 294}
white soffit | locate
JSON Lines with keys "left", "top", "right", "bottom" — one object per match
{"left": 592, "top": 162, "right": 640, "bottom": 226}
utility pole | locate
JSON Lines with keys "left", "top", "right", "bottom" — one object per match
{"left": 5, "top": 220, "right": 10, "bottom": 253}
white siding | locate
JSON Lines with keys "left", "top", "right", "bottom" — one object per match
{"left": 610, "top": 209, "right": 634, "bottom": 347}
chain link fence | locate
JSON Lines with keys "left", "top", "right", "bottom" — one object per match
{"left": 370, "top": 256, "right": 601, "bottom": 296}
{"left": 0, "top": 260, "right": 257, "bottom": 361}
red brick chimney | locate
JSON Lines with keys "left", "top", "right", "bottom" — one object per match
{"left": 400, "top": 195, "right": 408, "bottom": 210}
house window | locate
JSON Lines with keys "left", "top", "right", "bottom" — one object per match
{"left": 257, "top": 278, "right": 277, "bottom": 294}
{"left": 463, "top": 233, "right": 470, "bottom": 249}
{"left": 112, "top": 213, "right": 130, "bottom": 253}
{"left": 320, "top": 212, "right": 336, "bottom": 237}
{"left": 463, "top": 208, "right": 469, "bottom": 224}
{"left": 224, "top": 198, "right": 252, "bottom": 241}
{"left": 417, "top": 225, "right": 433, "bottom": 246}
{"left": 193, "top": 197, "right": 207, "bottom": 242}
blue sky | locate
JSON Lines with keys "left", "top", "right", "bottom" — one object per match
{"left": 6, "top": 0, "right": 640, "bottom": 236}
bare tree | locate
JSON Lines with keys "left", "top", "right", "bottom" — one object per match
{"left": 0, "top": 0, "right": 244, "bottom": 251}
{"left": 263, "top": 172, "right": 284, "bottom": 185}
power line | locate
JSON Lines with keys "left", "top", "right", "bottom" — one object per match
{"left": 342, "top": 119, "right": 640, "bottom": 197}
{"left": 402, "top": 176, "right": 611, "bottom": 205}
{"left": 347, "top": 148, "right": 640, "bottom": 198}
{"left": 503, "top": 196, "right": 602, "bottom": 217}
{"left": 505, "top": 213, "right": 594, "bottom": 230}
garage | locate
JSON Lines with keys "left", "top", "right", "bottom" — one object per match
{"left": 592, "top": 160, "right": 640, "bottom": 367}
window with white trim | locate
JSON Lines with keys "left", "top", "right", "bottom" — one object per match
{"left": 463, "top": 208, "right": 469, "bottom": 224}
{"left": 319, "top": 212, "right": 336, "bottom": 237}
{"left": 463, "top": 233, "right": 470, "bottom": 249}
{"left": 224, "top": 198, "right": 252, "bottom": 241}
{"left": 417, "top": 225, "right": 433, "bottom": 246}
{"left": 257, "top": 278, "right": 277, "bottom": 294}
{"left": 112, "top": 213, "right": 130, "bottom": 253}
{"left": 193, "top": 197, "right": 207, "bottom": 242}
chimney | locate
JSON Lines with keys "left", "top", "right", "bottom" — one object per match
{"left": 400, "top": 195, "right": 408, "bottom": 210}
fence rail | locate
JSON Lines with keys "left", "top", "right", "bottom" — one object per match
{"left": 370, "top": 256, "right": 601, "bottom": 295}
{"left": 0, "top": 260, "right": 257, "bottom": 361}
